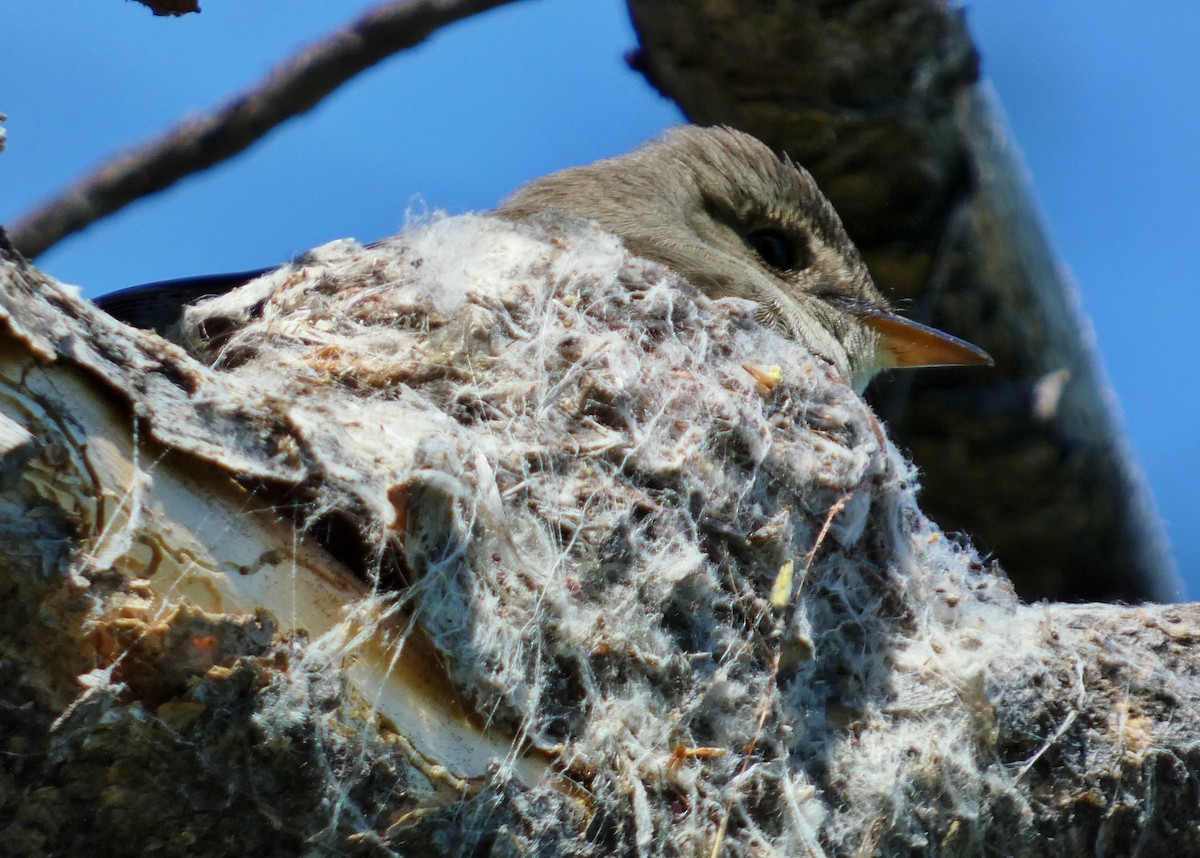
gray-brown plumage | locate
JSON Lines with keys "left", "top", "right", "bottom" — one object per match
{"left": 97, "top": 125, "right": 989, "bottom": 391}
{"left": 498, "top": 125, "right": 990, "bottom": 392}
{"left": 498, "top": 126, "right": 883, "bottom": 389}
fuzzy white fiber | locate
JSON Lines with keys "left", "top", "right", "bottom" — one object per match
{"left": 176, "top": 213, "right": 1028, "bottom": 856}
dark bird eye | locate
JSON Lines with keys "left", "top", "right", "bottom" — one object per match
{"left": 746, "top": 228, "right": 807, "bottom": 272}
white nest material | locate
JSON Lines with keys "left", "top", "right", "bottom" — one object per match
{"left": 179, "top": 213, "right": 1022, "bottom": 856}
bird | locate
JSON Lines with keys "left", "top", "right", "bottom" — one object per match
{"left": 95, "top": 125, "right": 991, "bottom": 393}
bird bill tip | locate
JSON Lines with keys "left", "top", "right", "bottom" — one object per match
{"left": 857, "top": 311, "right": 994, "bottom": 370}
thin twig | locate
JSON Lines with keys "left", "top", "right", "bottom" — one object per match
{"left": 10, "top": 0, "right": 523, "bottom": 259}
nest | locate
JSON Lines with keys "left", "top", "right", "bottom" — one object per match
{"left": 162, "top": 213, "right": 1020, "bottom": 855}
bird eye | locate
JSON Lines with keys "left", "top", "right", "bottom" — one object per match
{"left": 746, "top": 228, "right": 807, "bottom": 272}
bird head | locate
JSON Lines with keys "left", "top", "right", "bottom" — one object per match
{"left": 497, "top": 125, "right": 991, "bottom": 393}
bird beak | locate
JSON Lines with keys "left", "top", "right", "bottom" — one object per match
{"left": 852, "top": 308, "right": 994, "bottom": 369}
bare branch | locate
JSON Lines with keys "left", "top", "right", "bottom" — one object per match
{"left": 9, "top": 0, "right": 523, "bottom": 259}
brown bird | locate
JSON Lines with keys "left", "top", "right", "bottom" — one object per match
{"left": 96, "top": 125, "right": 990, "bottom": 392}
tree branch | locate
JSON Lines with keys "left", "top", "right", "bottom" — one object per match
{"left": 8, "top": 0, "right": 522, "bottom": 259}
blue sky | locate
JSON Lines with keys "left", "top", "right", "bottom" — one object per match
{"left": 3, "top": 1, "right": 1195, "bottom": 596}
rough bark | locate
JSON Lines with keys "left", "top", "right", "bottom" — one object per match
{"left": 1, "top": 223, "right": 1197, "bottom": 857}
{"left": 625, "top": 0, "right": 1177, "bottom": 602}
